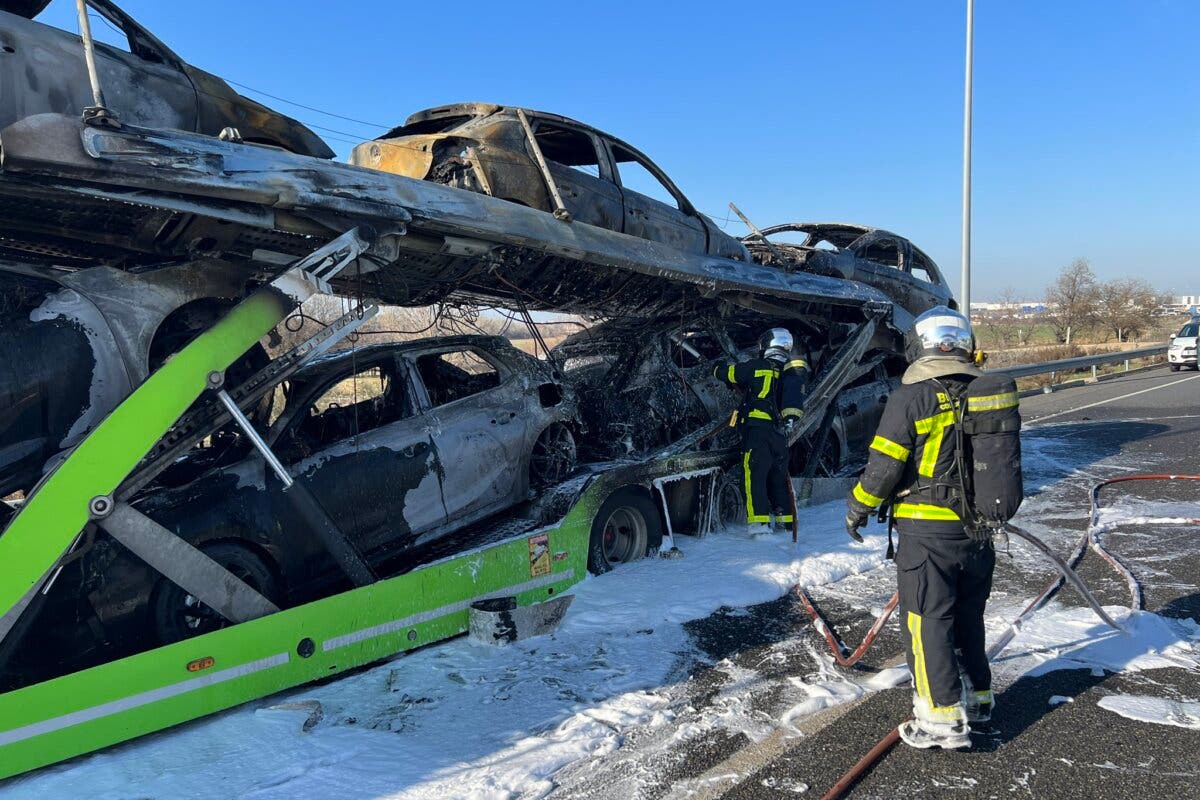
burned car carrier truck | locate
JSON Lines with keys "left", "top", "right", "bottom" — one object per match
{"left": 0, "top": 10, "right": 934, "bottom": 778}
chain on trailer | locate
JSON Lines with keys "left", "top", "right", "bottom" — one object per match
{"left": 817, "top": 473, "right": 1200, "bottom": 800}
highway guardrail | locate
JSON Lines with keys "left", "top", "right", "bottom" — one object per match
{"left": 988, "top": 344, "right": 1167, "bottom": 380}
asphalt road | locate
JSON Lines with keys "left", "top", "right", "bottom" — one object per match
{"left": 550, "top": 365, "right": 1200, "bottom": 799}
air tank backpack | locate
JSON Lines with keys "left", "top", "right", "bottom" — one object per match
{"left": 958, "top": 374, "right": 1024, "bottom": 534}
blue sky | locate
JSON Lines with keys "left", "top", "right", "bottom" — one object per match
{"left": 38, "top": 1, "right": 1199, "bottom": 299}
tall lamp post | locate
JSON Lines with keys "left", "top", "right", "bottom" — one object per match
{"left": 961, "top": 0, "right": 974, "bottom": 314}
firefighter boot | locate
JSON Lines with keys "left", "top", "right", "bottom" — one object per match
{"left": 965, "top": 689, "right": 995, "bottom": 724}
{"left": 960, "top": 668, "right": 995, "bottom": 724}
{"left": 898, "top": 695, "right": 971, "bottom": 750}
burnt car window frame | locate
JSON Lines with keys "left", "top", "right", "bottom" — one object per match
{"left": 529, "top": 117, "right": 614, "bottom": 183}
{"left": 850, "top": 231, "right": 907, "bottom": 271}
{"left": 406, "top": 345, "right": 513, "bottom": 413}
{"left": 907, "top": 245, "right": 944, "bottom": 286}
{"left": 267, "top": 352, "right": 413, "bottom": 452}
{"left": 606, "top": 139, "right": 697, "bottom": 216}
{"left": 86, "top": 0, "right": 184, "bottom": 68}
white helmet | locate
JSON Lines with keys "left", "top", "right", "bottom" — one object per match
{"left": 759, "top": 328, "right": 793, "bottom": 363}
{"left": 905, "top": 306, "right": 974, "bottom": 363}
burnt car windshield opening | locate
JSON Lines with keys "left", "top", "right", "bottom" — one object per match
{"left": 611, "top": 144, "right": 681, "bottom": 209}
{"left": 417, "top": 350, "right": 502, "bottom": 407}
{"left": 534, "top": 123, "right": 602, "bottom": 178}
{"left": 393, "top": 115, "right": 473, "bottom": 137}
{"left": 292, "top": 362, "right": 410, "bottom": 451}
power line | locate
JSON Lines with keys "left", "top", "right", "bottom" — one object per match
{"left": 225, "top": 80, "right": 391, "bottom": 131}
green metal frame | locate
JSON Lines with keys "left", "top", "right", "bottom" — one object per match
{"left": 0, "top": 261, "right": 701, "bottom": 781}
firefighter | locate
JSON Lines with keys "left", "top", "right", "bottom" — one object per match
{"left": 844, "top": 306, "right": 1005, "bottom": 750}
{"left": 716, "top": 328, "right": 810, "bottom": 532}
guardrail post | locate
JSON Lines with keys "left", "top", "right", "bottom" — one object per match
{"left": 1124, "top": 359, "right": 1130, "bottom": 372}
{"left": 1092, "top": 365, "right": 1098, "bottom": 380}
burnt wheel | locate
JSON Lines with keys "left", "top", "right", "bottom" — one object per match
{"left": 588, "top": 487, "right": 661, "bottom": 574}
{"left": 712, "top": 468, "right": 746, "bottom": 531}
{"left": 151, "top": 543, "right": 279, "bottom": 645}
{"left": 530, "top": 424, "right": 577, "bottom": 489}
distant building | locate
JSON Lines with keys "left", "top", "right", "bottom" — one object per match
{"left": 1170, "top": 295, "right": 1200, "bottom": 313}
{"left": 970, "top": 301, "right": 1045, "bottom": 317}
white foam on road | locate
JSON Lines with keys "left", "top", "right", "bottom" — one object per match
{"left": 1097, "top": 694, "right": 1200, "bottom": 729}
{"left": 995, "top": 606, "right": 1200, "bottom": 679}
{"left": 6, "top": 502, "right": 886, "bottom": 800}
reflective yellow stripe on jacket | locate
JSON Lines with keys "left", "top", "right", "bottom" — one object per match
{"left": 853, "top": 482, "right": 885, "bottom": 509}
{"left": 967, "top": 392, "right": 1019, "bottom": 412}
{"left": 869, "top": 435, "right": 910, "bottom": 462}
{"left": 894, "top": 502, "right": 960, "bottom": 521}
{"left": 913, "top": 409, "right": 956, "bottom": 478}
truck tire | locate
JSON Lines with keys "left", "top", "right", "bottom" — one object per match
{"left": 588, "top": 486, "right": 662, "bottom": 574}
{"left": 151, "top": 542, "right": 279, "bottom": 645}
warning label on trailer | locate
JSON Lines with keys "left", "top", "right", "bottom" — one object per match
{"left": 528, "top": 533, "right": 551, "bottom": 577}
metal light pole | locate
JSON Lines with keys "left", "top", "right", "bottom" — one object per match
{"left": 960, "top": 0, "right": 974, "bottom": 314}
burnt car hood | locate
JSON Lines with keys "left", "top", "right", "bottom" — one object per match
{"left": 1, "top": 1, "right": 51, "bottom": 18}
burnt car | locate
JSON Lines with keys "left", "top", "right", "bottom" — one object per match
{"left": 350, "top": 103, "right": 749, "bottom": 261}
{"left": 0, "top": 261, "right": 267, "bottom": 498}
{"left": 741, "top": 223, "right": 955, "bottom": 322}
{"left": 12, "top": 335, "right": 577, "bottom": 679}
{"left": 0, "top": 0, "right": 332, "bottom": 157}
{"left": 553, "top": 316, "right": 902, "bottom": 477}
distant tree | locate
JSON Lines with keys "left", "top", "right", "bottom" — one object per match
{"left": 1097, "top": 278, "right": 1159, "bottom": 342}
{"left": 978, "top": 287, "right": 1022, "bottom": 349}
{"left": 1045, "top": 259, "right": 1099, "bottom": 343}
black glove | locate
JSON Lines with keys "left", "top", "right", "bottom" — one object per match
{"left": 844, "top": 507, "right": 869, "bottom": 543}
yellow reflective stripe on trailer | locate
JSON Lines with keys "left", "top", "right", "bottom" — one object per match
{"left": 870, "top": 435, "right": 910, "bottom": 462}
{"left": 853, "top": 482, "right": 884, "bottom": 508}
{"left": 748, "top": 409, "right": 773, "bottom": 421}
{"left": 967, "top": 392, "right": 1019, "bottom": 412}
{"left": 894, "top": 502, "right": 960, "bottom": 521}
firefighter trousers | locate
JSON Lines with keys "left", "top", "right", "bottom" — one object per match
{"left": 895, "top": 530, "right": 995, "bottom": 712}
{"left": 741, "top": 424, "right": 792, "bottom": 524}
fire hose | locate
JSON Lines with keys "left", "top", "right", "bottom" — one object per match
{"left": 790, "top": 475, "right": 1200, "bottom": 799}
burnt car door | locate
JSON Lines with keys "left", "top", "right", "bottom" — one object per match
{"left": 847, "top": 231, "right": 914, "bottom": 311}
{"left": 903, "top": 247, "right": 953, "bottom": 313}
{"left": 530, "top": 118, "right": 624, "bottom": 231}
{"left": 409, "top": 345, "right": 525, "bottom": 523}
{"left": 0, "top": 1, "right": 198, "bottom": 131}
{"left": 608, "top": 142, "right": 708, "bottom": 256}
{"left": 271, "top": 353, "right": 446, "bottom": 559}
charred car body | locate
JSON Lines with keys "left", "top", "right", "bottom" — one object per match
{"left": 351, "top": 103, "right": 749, "bottom": 261}
{"left": 742, "top": 223, "right": 954, "bottom": 326}
{"left": 555, "top": 315, "right": 903, "bottom": 476}
{"left": 0, "top": 1, "right": 332, "bottom": 157}
{"left": 6, "top": 334, "right": 577, "bottom": 686}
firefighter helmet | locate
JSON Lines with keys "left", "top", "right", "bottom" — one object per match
{"left": 905, "top": 306, "right": 974, "bottom": 363}
{"left": 759, "top": 328, "right": 794, "bottom": 363}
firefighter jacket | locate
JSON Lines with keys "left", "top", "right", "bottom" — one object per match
{"left": 715, "top": 356, "right": 810, "bottom": 427}
{"left": 850, "top": 374, "right": 976, "bottom": 535}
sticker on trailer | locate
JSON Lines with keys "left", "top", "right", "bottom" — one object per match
{"left": 528, "top": 533, "right": 550, "bottom": 577}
